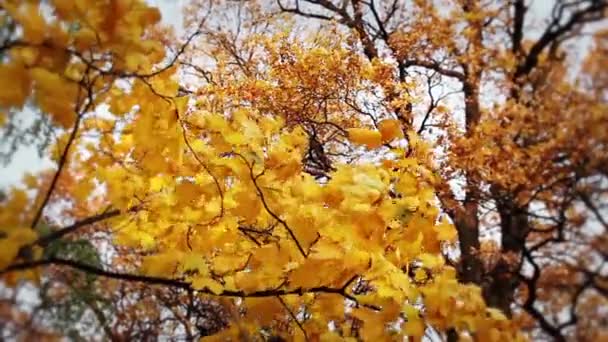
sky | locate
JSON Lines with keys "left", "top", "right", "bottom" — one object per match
{"left": 148, "top": 0, "right": 187, "bottom": 30}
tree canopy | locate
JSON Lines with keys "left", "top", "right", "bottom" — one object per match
{"left": 0, "top": 0, "right": 607, "bottom": 341}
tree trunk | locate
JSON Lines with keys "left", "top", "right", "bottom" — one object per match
{"left": 482, "top": 197, "right": 529, "bottom": 316}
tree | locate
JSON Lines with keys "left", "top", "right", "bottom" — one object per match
{"left": 0, "top": 0, "right": 606, "bottom": 341}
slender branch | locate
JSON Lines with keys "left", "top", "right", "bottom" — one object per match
{"left": 402, "top": 59, "right": 465, "bottom": 81}
{"left": 176, "top": 103, "right": 225, "bottom": 250}
{"left": 369, "top": 0, "right": 390, "bottom": 41}
{"left": 35, "top": 208, "right": 123, "bottom": 247}
{"left": 277, "top": 0, "right": 378, "bottom": 60}
{"left": 278, "top": 296, "right": 308, "bottom": 341}
{"left": 578, "top": 191, "right": 608, "bottom": 230}
{"left": 30, "top": 78, "right": 90, "bottom": 229}
{"left": 250, "top": 164, "right": 307, "bottom": 258}
{"left": 1, "top": 257, "right": 375, "bottom": 306}
{"left": 276, "top": 0, "right": 336, "bottom": 22}
{"left": 520, "top": 249, "right": 566, "bottom": 341}
{"left": 230, "top": 152, "right": 307, "bottom": 258}
{"left": 417, "top": 73, "right": 439, "bottom": 134}
{"left": 3, "top": 257, "right": 191, "bottom": 288}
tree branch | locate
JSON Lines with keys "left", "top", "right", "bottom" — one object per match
{"left": 1, "top": 257, "right": 377, "bottom": 309}
{"left": 520, "top": 248, "right": 566, "bottom": 341}
{"left": 30, "top": 83, "right": 88, "bottom": 229}
{"left": 278, "top": 296, "right": 308, "bottom": 341}
{"left": 515, "top": 0, "right": 607, "bottom": 79}
{"left": 511, "top": 0, "right": 526, "bottom": 55}
{"left": 402, "top": 59, "right": 465, "bottom": 81}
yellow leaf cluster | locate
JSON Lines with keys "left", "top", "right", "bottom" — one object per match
{"left": 86, "top": 59, "right": 518, "bottom": 338}
{"left": 348, "top": 128, "right": 383, "bottom": 149}
{"left": 0, "top": 0, "right": 164, "bottom": 130}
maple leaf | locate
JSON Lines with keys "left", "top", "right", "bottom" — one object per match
{"left": 347, "top": 128, "right": 383, "bottom": 149}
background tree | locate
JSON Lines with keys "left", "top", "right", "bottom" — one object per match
{"left": 256, "top": 0, "right": 608, "bottom": 340}
{"left": 0, "top": 0, "right": 606, "bottom": 341}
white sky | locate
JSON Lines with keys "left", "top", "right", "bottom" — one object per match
{"left": 149, "top": 0, "right": 187, "bottom": 30}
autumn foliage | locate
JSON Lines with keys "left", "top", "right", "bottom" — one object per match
{"left": 0, "top": 0, "right": 607, "bottom": 341}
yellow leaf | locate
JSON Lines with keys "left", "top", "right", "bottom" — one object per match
{"left": 486, "top": 308, "right": 507, "bottom": 321}
{"left": 114, "top": 225, "right": 156, "bottom": 250}
{"left": 347, "top": 128, "right": 383, "bottom": 149}
{"left": 139, "top": 232, "right": 156, "bottom": 250}
{"left": 244, "top": 297, "right": 283, "bottom": 325}
{"left": 174, "top": 180, "right": 203, "bottom": 205}
{"left": 140, "top": 253, "right": 181, "bottom": 277}
{"left": 15, "top": 4, "right": 46, "bottom": 43}
{"left": 249, "top": 244, "right": 291, "bottom": 272}
{"left": 191, "top": 276, "right": 224, "bottom": 294}
{"left": 73, "top": 27, "right": 98, "bottom": 50}
{"left": 180, "top": 253, "right": 209, "bottom": 274}
{"left": 232, "top": 190, "right": 261, "bottom": 223}
{"left": 418, "top": 253, "right": 444, "bottom": 270}
{"left": 0, "top": 63, "right": 31, "bottom": 108}
{"left": 212, "top": 254, "right": 249, "bottom": 274}
{"left": 73, "top": 178, "right": 94, "bottom": 202}
{"left": 288, "top": 258, "right": 357, "bottom": 289}
{"left": 403, "top": 304, "right": 425, "bottom": 339}
{"left": 414, "top": 268, "right": 428, "bottom": 282}
{"left": 149, "top": 176, "right": 167, "bottom": 192}
{"left": 288, "top": 213, "right": 320, "bottom": 250}
{"left": 141, "top": 7, "right": 162, "bottom": 25}
{"left": 378, "top": 119, "right": 403, "bottom": 142}
{"left": 312, "top": 294, "right": 345, "bottom": 320}
{"left": 190, "top": 139, "right": 207, "bottom": 153}
{"left": 0, "top": 227, "right": 37, "bottom": 269}
{"left": 351, "top": 308, "right": 387, "bottom": 340}
{"left": 434, "top": 216, "right": 458, "bottom": 242}
{"left": 309, "top": 239, "right": 345, "bottom": 259}
{"left": 30, "top": 68, "right": 78, "bottom": 128}
{"left": 224, "top": 131, "right": 246, "bottom": 145}
{"left": 395, "top": 172, "right": 418, "bottom": 196}
{"left": 125, "top": 53, "right": 148, "bottom": 71}
{"left": 52, "top": 0, "right": 76, "bottom": 20}
{"left": 22, "top": 173, "right": 38, "bottom": 189}
{"left": 175, "top": 96, "right": 189, "bottom": 117}
{"left": 234, "top": 271, "right": 284, "bottom": 293}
